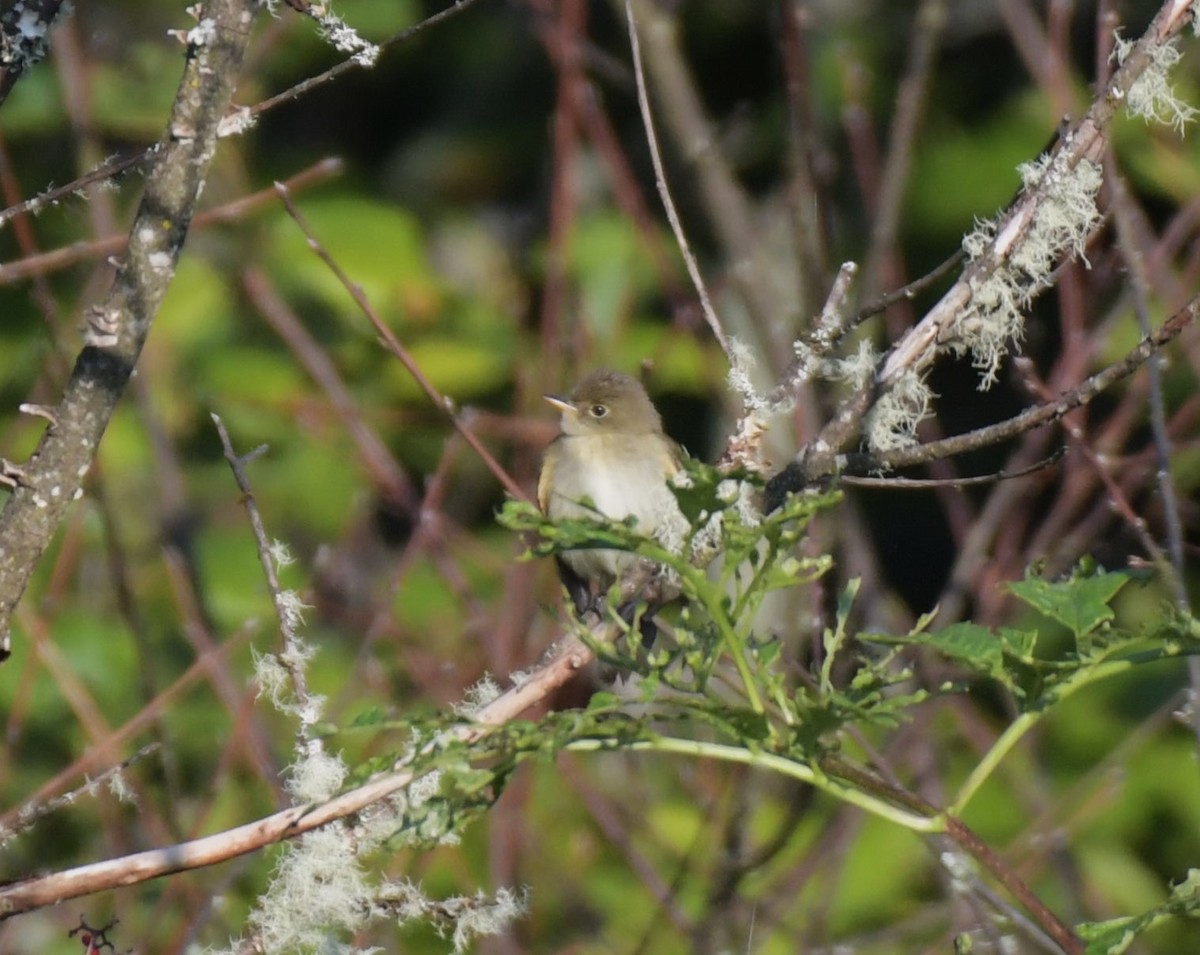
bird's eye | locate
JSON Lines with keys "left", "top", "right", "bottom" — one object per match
{"left": 590, "top": 404, "right": 608, "bottom": 418}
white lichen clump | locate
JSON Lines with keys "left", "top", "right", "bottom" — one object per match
{"left": 1114, "top": 31, "right": 1199, "bottom": 132}
{"left": 726, "top": 336, "right": 768, "bottom": 414}
{"left": 453, "top": 674, "right": 502, "bottom": 718}
{"left": 866, "top": 369, "right": 934, "bottom": 452}
{"left": 956, "top": 153, "right": 1102, "bottom": 389}
{"left": 308, "top": 2, "right": 381, "bottom": 67}
{"left": 825, "top": 339, "right": 877, "bottom": 392}
{"left": 248, "top": 827, "right": 374, "bottom": 953}
{"left": 287, "top": 747, "right": 348, "bottom": 804}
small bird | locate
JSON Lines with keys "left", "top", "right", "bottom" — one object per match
{"left": 538, "top": 369, "right": 685, "bottom": 623}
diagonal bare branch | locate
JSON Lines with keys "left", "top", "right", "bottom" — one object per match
{"left": 0, "top": 0, "right": 258, "bottom": 655}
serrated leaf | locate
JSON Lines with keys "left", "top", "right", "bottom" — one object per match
{"left": 1007, "top": 570, "right": 1130, "bottom": 638}
{"left": 1076, "top": 868, "right": 1200, "bottom": 953}
{"left": 923, "top": 623, "right": 1003, "bottom": 670}
{"left": 867, "top": 622, "right": 1025, "bottom": 694}
{"left": 998, "top": 627, "right": 1038, "bottom": 661}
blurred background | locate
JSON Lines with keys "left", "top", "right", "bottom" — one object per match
{"left": 0, "top": 1, "right": 1198, "bottom": 951}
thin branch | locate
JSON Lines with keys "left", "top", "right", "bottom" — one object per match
{"left": 853, "top": 299, "right": 1196, "bottom": 472}
{"left": 245, "top": 0, "right": 488, "bottom": 120}
{"left": 840, "top": 450, "right": 1064, "bottom": 489}
{"left": 272, "top": 182, "right": 529, "bottom": 502}
{"left": 0, "top": 158, "right": 343, "bottom": 286}
{"left": 2, "top": 743, "right": 159, "bottom": 839}
{"left": 766, "top": 296, "right": 1198, "bottom": 505}
{"left": 623, "top": 0, "right": 733, "bottom": 365}
{"left": 879, "top": 0, "right": 1198, "bottom": 384}
{"left": 211, "top": 415, "right": 316, "bottom": 728}
{"left": 854, "top": 250, "right": 965, "bottom": 325}
{"left": 763, "top": 261, "right": 859, "bottom": 412}
{"left": 0, "top": 1, "right": 484, "bottom": 231}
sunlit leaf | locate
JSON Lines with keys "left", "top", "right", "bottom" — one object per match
{"left": 1008, "top": 569, "right": 1131, "bottom": 639}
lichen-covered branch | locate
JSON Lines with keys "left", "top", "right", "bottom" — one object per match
{"left": 0, "top": 0, "right": 257, "bottom": 654}
{"left": 0, "top": 0, "right": 70, "bottom": 107}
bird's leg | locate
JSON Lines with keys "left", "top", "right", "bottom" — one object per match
{"left": 614, "top": 559, "right": 677, "bottom": 651}
{"left": 556, "top": 557, "right": 603, "bottom": 622}
{"left": 615, "top": 598, "right": 660, "bottom": 650}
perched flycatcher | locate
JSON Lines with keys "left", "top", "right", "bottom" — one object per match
{"left": 538, "top": 369, "right": 684, "bottom": 618}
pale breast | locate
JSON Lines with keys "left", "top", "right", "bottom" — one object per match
{"left": 545, "top": 434, "right": 682, "bottom": 582}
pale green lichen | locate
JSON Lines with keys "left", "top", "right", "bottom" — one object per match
{"left": 957, "top": 154, "right": 1102, "bottom": 388}
{"left": 866, "top": 370, "right": 933, "bottom": 452}
{"left": 727, "top": 336, "right": 768, "bottom": 413}
{"left": 1114, "top": 31, "right": 1199, "bottom": 132}
{"left": 824, "top": 339, "right": 877, "bottom": 391}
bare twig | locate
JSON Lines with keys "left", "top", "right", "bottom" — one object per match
{"left": 840, "top": 450, "right": 1064, "bottom": 489}
{"left": 0, "top": 619, "right": 610, "bottom": 918}
{"left": 623, "top": 0, "right": 733, "bottom": 365}
{"left": 272, "top": 182, "right": 528, "bottom": 502}
{"left": 0, "top": 158, "right": 343, "bottom": 286}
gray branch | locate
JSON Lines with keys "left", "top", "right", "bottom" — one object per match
{"left": 0, "top": 0, "right": 258, "bottom": 654}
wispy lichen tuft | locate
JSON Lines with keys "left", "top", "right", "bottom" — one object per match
{"left": 249, "top": 828, "right": 373, "bottom": 953}
{"left": 957, "top": 154, "right": 1102, "bottom": 388}
{"left": 1114, "top": 32, "right": 1199, "bottom": 132}
{"left": 727, "top": 337, "right": 768, "bottom": 413}
{"left": 866, "top": 370, "right": 933, "bottom": 452}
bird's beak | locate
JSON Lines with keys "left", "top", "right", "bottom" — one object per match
{"left": 542, "top": 394, "right": 574, "bottom": 416}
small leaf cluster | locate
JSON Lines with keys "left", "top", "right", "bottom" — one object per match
{"left": 867, "top": 561, "right": 1200, "bottom": 713}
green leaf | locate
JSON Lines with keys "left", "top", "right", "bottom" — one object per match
{"left": 1077, "top": 917, "right": 1139, "bottom": 954}
{"left": 998, "top": 627, "right": 1038, "bottom": 661}
{"left": 350, "top": 706, "right": 390, "bottom": 728}
{"left": 821, "top": 579, "right": 861, "bottom": 695}
{"left": 668, "top": 459, "right": 742, "bottom": 525}
{"left": 865, "top": 621, "right": 1033, "bottom": 697}
{"left": 1077, "top": 868, "right": 1200, "bottom": 953}
{"left": 586, "top": 692, "right": 622, "bottom": 712}
{"left": 1008, "top": 569, "right": 1131, "bottom": 638}
{"left": 922, "top": 622, "right": 1004, "bottom": 671}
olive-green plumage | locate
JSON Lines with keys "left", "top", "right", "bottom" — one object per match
{"left": 538, "top": 370, "right": 683, "bottom": 604}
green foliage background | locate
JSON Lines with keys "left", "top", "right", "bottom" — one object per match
{"left": 0, "top": 1, "right": 1197, "bottom": 953}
